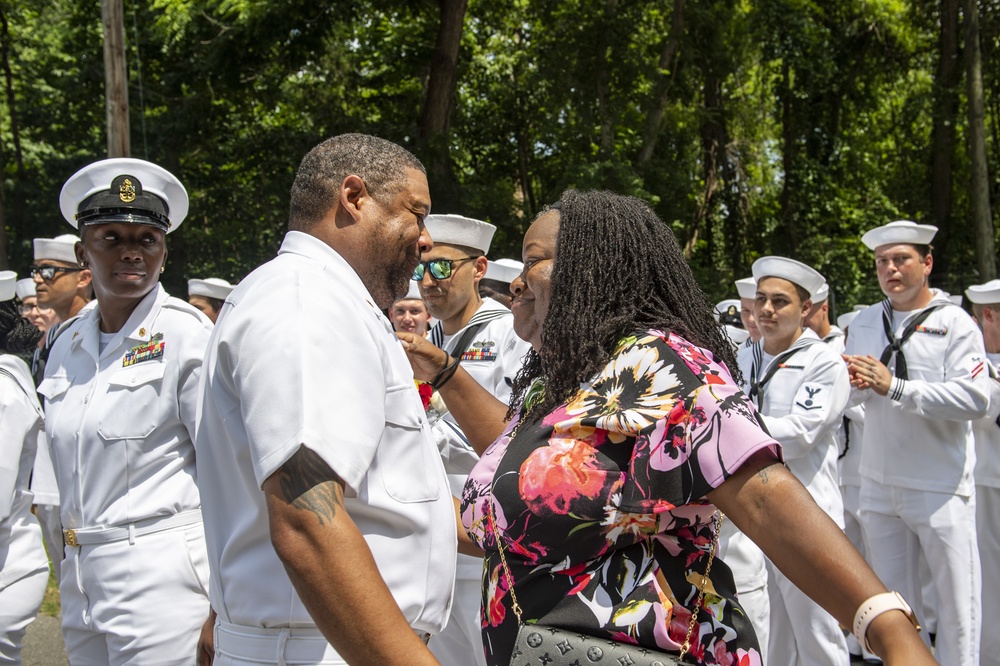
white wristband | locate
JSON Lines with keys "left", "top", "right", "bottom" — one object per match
{"left": 852, "top": 591, "right": 920, "bottom": 653}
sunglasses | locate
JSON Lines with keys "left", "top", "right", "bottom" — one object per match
{"left": 412, "top": 256, "right": 477, "bottom": 281}
{"left": 30, "top": 265, "right": 84, "bottom": 281}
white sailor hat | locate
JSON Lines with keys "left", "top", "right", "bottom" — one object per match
{"left": 15, "top": 278, "right": 35, "bottom": 300}
{"left": 752, "top": 256, "right": 826, "bottom": 299}
{"left": 724, "top": 324, "right": 750, "bottom": 347}
{"left": 188, "top": 277, "right": 234, "bottom": 301}
{"left": 60, "top": 158, "right": 188, "bottom": 234}
{"left": 966, "top": 279, "right": 1000, "bottom": 305}
{"left": 425, "top": 214, "right": 496, "bottom": 254}
{"left": 861, "top": 220, "right": 937, "bottom": 250}
{"left": 0, "top": 271, "right": 17, "bottom": 302}
{"left": 714, "top": 299, "right": 742, "bottom": 326}
{"left": 814, "top": 282, "right": 830, "bottom": 302}
{"left": 486, "top": 258, "right": 523, "bottom": 284}
{"left": 735, "top": 277, "right": 756, "bottom": 300}
{"left": 837, "top": 309, "right": 862, "bottom": 329}
{"left": 395, "top": 281, "right": 423, "bottom": 302}
{"left": 33, "top": 234, "right": 81, "bottom": 264}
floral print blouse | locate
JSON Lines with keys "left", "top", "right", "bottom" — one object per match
{"left": 460, "top": 330, "right": 781, "bottom": 666}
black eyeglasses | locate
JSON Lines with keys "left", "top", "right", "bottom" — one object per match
{"left": 412, "top": 256, "right": 477, "bottom": 281}
{"left": 30, "top": 266, "right": 84, "bottom": 281}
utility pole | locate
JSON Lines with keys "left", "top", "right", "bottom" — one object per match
{"left": 101, "top": 0, "right": 129, "bottom": 157}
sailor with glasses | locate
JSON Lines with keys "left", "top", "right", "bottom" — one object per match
{"left": 26, "top": 235, "right": 96, "bottom": 584}
{"left": 416, "top": 214, "right": 531, "bottom": 666}
{"left": 15, "top": 278, "right": 58, "bottom": 350}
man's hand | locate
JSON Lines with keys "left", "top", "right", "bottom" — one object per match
{"left": 197, "top": 609, "right": 216, "bottom": 666}
{"left": 396, "top": 332, "right": 450, "bottom": 383}
{"left": 844, "top": 354, "right": 892, "bottom": 396}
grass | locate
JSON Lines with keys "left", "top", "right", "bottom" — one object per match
{"left": 40, "top": 549, "right": 60, "bottom": 617}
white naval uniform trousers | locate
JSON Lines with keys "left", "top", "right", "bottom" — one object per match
{"left": 846, "top": 293, "right": 989, "bottom": 666}
{"left": 737, "top": 330, "right": 850, "bottom": 666}
{"left": 195, "top": 232, "right": 456, "bottom": 665}
{"left": 39, "top": 285, "right": 212, "bottom": 666}
{"left": 427, "top": 299, "right": 531, "bottom": 666}
{"left": 975, "top": 354, "right": 1000, "bottom": 665}
{"left": 0, "top": 355, "right": 48, "bottom": 664}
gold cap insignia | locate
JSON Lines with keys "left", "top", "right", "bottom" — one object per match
{"left": 139, "top": 327, "right": 146, "bottom": 337}
{"left": 119, "top": 178, "right": 136, "bottom": 203}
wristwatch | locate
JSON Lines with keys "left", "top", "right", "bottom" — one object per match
{"left": 853, "top": 591, "right": 921, "bottom": 653}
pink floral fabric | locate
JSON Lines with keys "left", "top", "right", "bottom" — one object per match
{"left": 461, "top": 330, "right": 779, "bottom": 665}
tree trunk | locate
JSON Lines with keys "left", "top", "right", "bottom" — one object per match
{"left": 418, "top": 0, "right": 467, "bottom": 210}
{"left": 637, "top": 0, "right": 685, "bottom": 165}
{"left": 964, "top": 0, "right": 997, "bottom": 281}
{"left": 778, "top": 58, "right": 799, "bottom": 255}
{"left": 101, "top": 0, "right": 129, "bottom": 157}
{"left": 0, "top": 6, "right": 21, "bottom": 172}
{"left": 595, "top": 0, "right": 620, "bottom": 158}
{"left": 931, "top": 0, "right": 960, "bottom": 280}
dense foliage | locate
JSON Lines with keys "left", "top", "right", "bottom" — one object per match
{"left": 0, "top": 0, "right": 998, "bottom": 314}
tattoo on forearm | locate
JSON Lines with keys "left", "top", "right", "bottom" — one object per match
{"left": 757, "top": 467, "right": 770, "bottom": 484}
{"left": 278, "top": 446, "right": 345, "bottom": 525}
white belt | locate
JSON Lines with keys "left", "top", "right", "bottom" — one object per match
{"left": 215, "top": 621, "right": 430, "bottom": 665}
{"left": 63, "top": 509, "right": 202, "bottom": 546}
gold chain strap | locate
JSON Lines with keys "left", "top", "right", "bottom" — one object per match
{"left": 487, "top": 488, "right": 723, "bottom": 661}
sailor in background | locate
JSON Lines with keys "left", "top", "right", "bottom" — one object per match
{"left": 736, "top": 276, "right": 761, "bottom": 346}
{"left": 187, "top": 277, "right": 235, "bottom": 323}
{"left": 15, "top": 278, "right": 59, "bottom": 351}
{"left": 737, "top": 256, "right": 850, "bottom": 666}
{"left": 479, "top": 257, "right": 522, "bottom": 309}
{"left": 965, "top": 279, "right": 1000, "bottom": 666}
{"left": 0, "top": 270, "right": 49, "bottom": 664}
{"left": 805, "top": 282, "right": 846, "bottom": 354}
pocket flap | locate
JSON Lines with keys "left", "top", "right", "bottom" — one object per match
{"left": 107, "top": 362, "right": 166, "bottom": 388}
{"left": 383, "top": 384, "right": 424, "bottom": 429}
{"left": 37, "top": 375, "right": 73, "bottom": 400}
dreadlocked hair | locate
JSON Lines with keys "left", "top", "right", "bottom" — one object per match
{"left": 507, "top": 189, "right": 741, "bottom": 422}
{"left": 0, "top": 301, "right": 43, "bottom": 354}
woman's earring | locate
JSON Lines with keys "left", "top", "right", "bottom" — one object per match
{"left": 80, "top": 261, "right": 87, "bottom": 267}
{"left": 160, "top": 266, "right": 165, "bottom": 274}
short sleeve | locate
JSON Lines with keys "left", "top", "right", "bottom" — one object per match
{"left": 608, "top": 333, "right": 780, "bottom": 512}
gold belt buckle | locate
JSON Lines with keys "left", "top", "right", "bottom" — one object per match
{"left": 63, "top": 528, "right": 78, "bottom": 547}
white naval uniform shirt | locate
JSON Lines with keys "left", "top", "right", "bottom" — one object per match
{"left": 39, "top": 285, "right": 211, "bottom": 530}
{"left": 428, "top": 299, "right": 530, "bottom": 580}
{"left": 974, "top": 353, "right": 1000, "bottom": 490}
{"left": 737, "top": 329, "right": 848, "bottom": 524}
{"left": 0, "top": 355, "right": 47, "bottom": 589}
{"left": 844, "top": 291, "right": 990, "bottom": 496}
{"left": 822, "top": 325, "right": 846, "bottom": 355}
{"left": 195, "top": 231, "right": 456, "bottom": 634}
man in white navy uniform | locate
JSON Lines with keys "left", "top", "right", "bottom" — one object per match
{"left": 843, "top": 220, "right": 989, "bottom": 666}
{"left": 736, "top": 256, "right": 850, "bottom": 666}
{"left": 195, "top": 134, "right": 456, "bottom": 666}
{"left": 415, "top": 213, "right": 530, "bottom": 666}
{"left": 805, "top": 282, "right": 846, "bottom": 354}
{"left": 715, "top": 298, "right": 750, "bottom": 348}
{"left": 187, "top": 277, "right": 234, "bottom": 323}
{"left": 479, "top": 258, "right": 522, "bottom": 309}
{"left": 966, "top": 280, "right": 1000, "bottom": 665}
{"left": 735, "top": 276, "right": 761, "bottom": 348}
{"left": 28, "top": 234, "right": 96, "bottom": 583}
{"left": 41, "top": 158, "right": 213, "bottom": 664}
{"left": 389, "top": 281, "right": 432, "bottom": 338}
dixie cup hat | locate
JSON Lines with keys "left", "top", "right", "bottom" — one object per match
{"left": 33, "top": 235, "right": 82, "bottom": 264}
{"left": 861, "top": 220, "right": 938, "bottom": 251}
{"left": 0, "top": 271, "right": 17, "bottom": 302}
{"left": 486, "top": 258, "right": 523, "bottom": 284}
{"left": 187, "top": 278, "right": 235, "bottom": 301}
{"left": 15, "top": 278, "right": 35, "bottom": 300}
{"left": 752, "top": 256, "right": 826, "bottom": 299}
{"left": 735, "top": 277, "right": 756, "bottom": 300}
{"left": 60, "top": 158, "right": 188, "bottom": 234}
{"left": 424, "top": 214, "right": 496, "bottom": 254}
{"left": 966, "top": 279, "right": 1000, "bottom": 305}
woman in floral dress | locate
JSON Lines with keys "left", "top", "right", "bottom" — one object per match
{"left": 399, "top": 190, "right": 934, "bottom": 666}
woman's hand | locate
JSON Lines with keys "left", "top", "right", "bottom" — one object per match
{"left": 396, "top": 332, "right": 450, "bottom": 384}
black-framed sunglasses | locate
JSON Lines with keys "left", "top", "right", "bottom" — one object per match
{"left": 30, "top": 265, "right": 84, "bottom": 281}
{"left": 411, "top": 256, "right": 477, "bottom": 281}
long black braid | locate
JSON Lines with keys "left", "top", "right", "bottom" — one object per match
{"left": 508, "top": 189, "right": 741, "bottom": 421}
{"left": 0, "top": 301, "right": 43, "bottom": 354}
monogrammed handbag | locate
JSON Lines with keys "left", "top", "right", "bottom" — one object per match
{"left": 489, "top": 499, "right": 723, "bottom": 666}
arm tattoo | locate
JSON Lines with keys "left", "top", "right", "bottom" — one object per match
{"left": 277, "top": 446, "right": 345, "bottom": 525}
{"left": 757, "top": 467, "right": 770, "bottom": 485}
